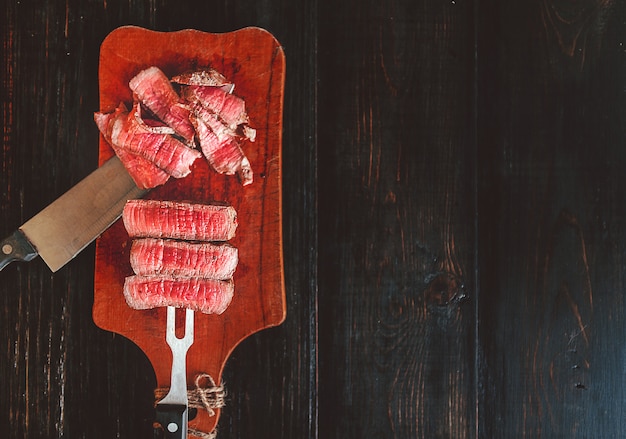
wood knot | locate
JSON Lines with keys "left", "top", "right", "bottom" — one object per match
{"left": 423, "top": 272, "right": 466, "bottom": 307}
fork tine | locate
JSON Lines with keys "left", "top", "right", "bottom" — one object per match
{"left": 166, "top": 306, "right": 176, "bottom": 341}
{"left": 159, "top": 306, "right": 194, "bottom": 407}
{"left": 166, "top": 307, "right": 194, "bottom": 348}
{"left": 184, "top": 308, "right": 194, "bottom": 343}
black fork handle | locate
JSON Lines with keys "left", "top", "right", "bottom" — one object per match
{"left": 155, "top": 403, "right": 189, "bottom": 439}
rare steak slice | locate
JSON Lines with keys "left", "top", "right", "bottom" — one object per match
{"left": 181, "top": 85, "right": 251, "bottom": 130}
{"left": 123, "top": 275, "right": 234, "bottom": 314}
{"left": 107, "top": 147, "right": 170, "bottom": 189}
{"left": 191, "top": 111, "right": 253, "bottom": 185}
{"left": 94, "top": 104, "right": 170, "bottom": 189}
{"left": 130, "top": 238, "right": 238, "bottom": 279}
{"left": 95, "top": 102, "right": 201, "bottom": 179}
{"left": 123, "top": 199, "right": 238, "bottom": 242}
{"left": 171, "top": 68, "right": 232, "bottom": 89}
{"left": 129, "top": 66, "right": 196, "bottom": 144}
{"left": 114, "top": 102, "right": 200, "bottom": 178}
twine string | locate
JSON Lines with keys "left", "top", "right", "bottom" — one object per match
{"left": 188, "top": 427, "right": 218, "bottom": 439}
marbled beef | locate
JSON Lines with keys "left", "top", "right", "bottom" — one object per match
{"left": 122, "top": 200, "right": 238, "bottom": 242}
{"left": 129, "top": 66, "right": 196, "bottom": 144}
{"left": 130, "top": 238, "right": 238, "bottom": 279}
{"left": 123, "top": 275, "right": 234, "bottom": 314}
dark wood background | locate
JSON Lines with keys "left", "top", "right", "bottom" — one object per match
{"left": 2, "top": 0, "right": 626, "bottom": 438}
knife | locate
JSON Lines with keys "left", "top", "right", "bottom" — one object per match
{"left": 0, "top": 156, "right": 147, "bottom": 272}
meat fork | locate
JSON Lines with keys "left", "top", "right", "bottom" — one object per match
{"left": 156, "top": 306, "right": 194, "bottom": 439}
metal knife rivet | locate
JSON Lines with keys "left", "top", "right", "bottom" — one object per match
{"left": 2, "top": 244, "right": 12, "bottom": 255}
{"left": 167, "top": 422, "right": 179, "bottom": 433}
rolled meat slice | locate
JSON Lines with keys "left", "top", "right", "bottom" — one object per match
{"left": 130, "top": 238, "right": 238, "bottom": 279}
{"left": 122, "top": 199, "right": 238, "bottom": 242}
{"left": 123, "top": 275, "right": 234, "bottom": 315}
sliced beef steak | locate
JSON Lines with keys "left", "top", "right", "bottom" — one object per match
{"left": 130, "top": 238, "right": 238, "bottom": 279}
{"left": 181, "top": 85, "right": 250, "bottom": 130}
{"left": 129, "top": 66, "right": 196, "bottom": 144}
{"left": 191, "top": 111, "right": 253, "bottom": 185}
{"left": 95, "top": 102, "right": 201, "bottom": 179}
{"left": 123, "top": 275, "right": 234, "bottom": 314}
{"left": 171, "top": 69, "right": 232, "bottom": 89}
{"left": 123, "top": 199, "right": 238, "bottom": 242}
{"left": 94, "top": 104, "right": 171, "bottom": 189}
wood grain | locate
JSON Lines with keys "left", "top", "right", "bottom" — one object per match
{"left": 2, "top": 0, "right": 626, "bottom": 438}
{"left": 1, "top": 2, "right": 312, "bottom": 438}
{"left": 477, "top": 1, "right": 626, "bottom": 437}
{"left": 317, "top": 1, "right": 476, "bottom": 437}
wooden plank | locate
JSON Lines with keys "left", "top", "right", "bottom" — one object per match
{"left": 477, "top": 1, "right": 626, "bottom": 437}
{"left": 317, "top": 1, "right": 476, "bottom": 437}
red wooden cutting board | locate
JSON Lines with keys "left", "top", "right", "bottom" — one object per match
{"left": 92, "top": 26, "right": 286, "bottom": 436}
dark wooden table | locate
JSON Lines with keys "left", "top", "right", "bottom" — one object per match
{"left": 2, "top": 1, "right": 626, "bottom": 438}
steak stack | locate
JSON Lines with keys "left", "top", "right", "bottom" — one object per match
{"left": 122, "top": 199, "right": 238, "bottom": 315}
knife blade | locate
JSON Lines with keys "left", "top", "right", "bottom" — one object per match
{"left": 0, "top": 156, "right": 147, "bottom": 272}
